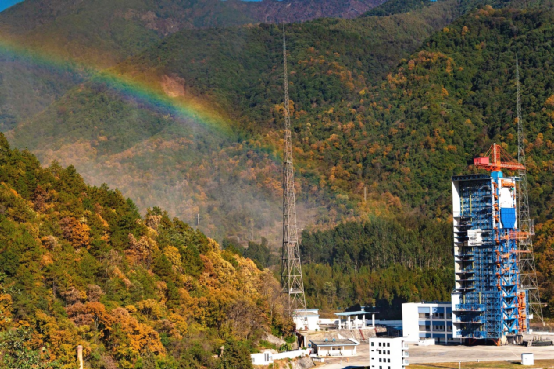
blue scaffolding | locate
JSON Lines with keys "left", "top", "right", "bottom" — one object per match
{"left": 452, "top": 172, "right": 527, "bottom": 342}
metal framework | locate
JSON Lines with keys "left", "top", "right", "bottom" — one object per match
{"left": 515, "top": 60, "right": 544, "bottom": 324}
{"left": 280, "top": 28, "right": 306, "bottom": 315}
{"left": 452, "top": 171, "right": 527, "bottom": 344}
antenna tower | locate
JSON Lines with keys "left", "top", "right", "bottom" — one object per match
{"left": 516, "top": 59, "right": 544, "bottom": 324}
{"left": 280, "top": 27, "right": 307, "bottom": 315}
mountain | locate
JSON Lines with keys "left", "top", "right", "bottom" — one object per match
{"left": 0, "top": 0, "right": 386, "bottom": 131}
{"left": 7, "top": 0, "right": 481, "bottom": 244}
{"left": 0, "top": 133, "right": 292, "bottom": 368}
{"left": 295, "top": 4, "right": 554, "bottom": 316}
{"left": 7, "top": 0, "right": 554, "bottom": 317}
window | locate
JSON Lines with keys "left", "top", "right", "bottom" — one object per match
{"left": 387, "top": 350, "right": 390, "bottom": 354}
{"left": 379, "top": 342, "right": 382, "bottom": 347}
{"left": 379, "top": 358, "right": 382, "bottom": 362}
{"left": 387, "top": 343, "right": 390, "bottom": 347}
{"left": 419, "top": 313, "right": 430, "bottom": 318}
{"left": 264, "top": 353, "right": 270, "bottom": 362}
{"left": 371, "top": 342, "right": 374, "bottom": 347}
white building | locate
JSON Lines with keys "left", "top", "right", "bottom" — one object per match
{"left": 309, "top": 339, "right": 359, "bottom": 357}
{"left": 335, "top": 309, "right": 376, "bottom": 329}
{"left": 251, "top": 351, "right": 273, "bottom": 366}
{"left": 402, "top": 302, "right": 461, "bottom": 344}
{"left": 369, "top": 337, "right": 409, "bottom": 369}
{"left": 293, "top": 309, "right": 320, "bottom": 331}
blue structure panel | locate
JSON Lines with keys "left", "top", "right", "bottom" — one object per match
{"left": 452, "top": 172, "right": 527, "bottom": 341}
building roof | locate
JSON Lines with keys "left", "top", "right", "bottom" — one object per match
{"left": 402, "top": 301, "right": 451, "bottom": 306}
{"left": 294, "top": 309, "right": 319, "bottom": 317}
{"left": 334, "top": 310, "right": 377, "bottom": 316}
{"left": 370, "top": 336, "right": 405, "bottom": 341}
{"left": 294, "top": 311, "right": 319, "bottom": 317}
{"left": 310, "top": 339, "right": 359, "bottom": 347}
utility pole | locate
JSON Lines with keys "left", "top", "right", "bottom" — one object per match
{"left": 280, "top": 26, "right": 306, "bottom": 315}
{"left": 516, "top": 58, "right": 544, "bottom": 324}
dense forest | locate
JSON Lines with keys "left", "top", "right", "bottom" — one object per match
{"left": 0, "top": 133, "right": 292, "bottom": 368}
{"left": 300, "top": 217, "right": 453, "bottom": 317}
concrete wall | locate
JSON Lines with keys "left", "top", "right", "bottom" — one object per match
{"left": 251, "top": 349, "right": 311, "bottom": 365}
{"left": 316, "top": 347, "right": 356, "bottom": 357}
{"left": 273, "top": 349, "right": 310, "bottom": 360}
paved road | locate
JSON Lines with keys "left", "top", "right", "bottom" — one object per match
{"left": 317, "top": 342, "right": 554, "bottom": 368}
{"left": 409, "top": 344, "right": 554, "bottom": 363}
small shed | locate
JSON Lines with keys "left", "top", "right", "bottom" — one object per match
{"left": 293, "top": 309, "right": 320, "bottom": 331}
{"left": 522, "top": 353, "right": 534, "bottom": 365}
{"left": 309, "top": 339, "right": 359, "bottom": 357}
{"left": 251, "top": 351, "right": 273, "bottom": 366}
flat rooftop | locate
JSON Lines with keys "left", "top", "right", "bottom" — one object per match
{"left": 294, "top": 311, "right": 319, "bottom": 316}
{"left": 310, "top": 339, "right": 358, "bottom": 347}
{"left": 335, "top": 311, "right": 377, "bottom": 316}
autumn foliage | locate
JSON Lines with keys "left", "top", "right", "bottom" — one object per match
{"left": 0, "top": 134, "right": 292, "bottom": 368}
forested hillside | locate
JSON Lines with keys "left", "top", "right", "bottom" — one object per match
{"left": 6, "top": 0, "right": 554, "bottom": 319}
{"left": 8, "top": 0, "right": 483, "bottom": 243}
{"left": 300, "top": 217, "right": 453, "bottom": 317}
{"left": 0, "top": 0, "right": 386, "bottom": 131}
{"left": 297, "top": 5, "right": 554, "bottom": 315}
{"left": 0, "top": 133, "right": 292, "bottom": 368}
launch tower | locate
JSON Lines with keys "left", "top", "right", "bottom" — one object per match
{"left": 451, "top": 144, "right": 528, "bottom": 344}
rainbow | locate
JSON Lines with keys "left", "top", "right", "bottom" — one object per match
{"left": 0, "top": 36, "right": 234, "bottom": 137}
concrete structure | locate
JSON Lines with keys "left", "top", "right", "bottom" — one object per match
{"left": 402, "top": 302, "right": 461, "bottom": 344}
{"left": 417, "top": 338, "right": 434, "bottom": 346}
{"left": 452, "top": 163, "right": 528, "bottom": 343}
{"left": 293, "top": 309, "right": 320, "bottom": 331}
{"left": 309, "top": 339, "right": 359, "bottom": 357}
{"left": 251, "top": 351, "right": 273, "bottom": 365}
{"left": 251, "top": 349, "right": 311, "bottom": 365}
{"left": 335, "top": 308, "right": 377, "bottom": 329}
{"left": 521, "top": 353, "right": 534, "bottom": 365}
{"left": 369, "top": 337, "right": 409, "bottom": 369}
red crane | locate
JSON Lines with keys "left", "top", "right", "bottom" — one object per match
{"left": 473, "top": 143, "right": 525, "bottom": 172}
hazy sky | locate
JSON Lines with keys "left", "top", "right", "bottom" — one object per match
{"left": 0, "top": 0, "right": 24, "bottom": 12}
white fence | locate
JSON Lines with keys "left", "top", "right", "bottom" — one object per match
{"left": 273, "top": 349, "right": 311, "bottom": 360}
{"left": 251, "top": 349, "right": 311, "bottom": 366}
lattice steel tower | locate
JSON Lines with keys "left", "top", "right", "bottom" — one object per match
{"left": 516, "top": 60, "right": 544, "bottom": 324}
{"left": 280, "top": 28, "right": 307, "bottom": 315}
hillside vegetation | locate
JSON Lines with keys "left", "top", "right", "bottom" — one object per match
{"left": 7, "top": 0, "right": 554, "bottom": 317}
{"left": 0, "top": 0, "right": 385, "bottom": 131}
{"left": 0, "top": 133, "right": 291, "bottom": 368}
{"left": 296, "top": 5, "right": 554, "bottom": 314}
{"left": 8, "top": 0, "right": 483, "bottom": 243}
